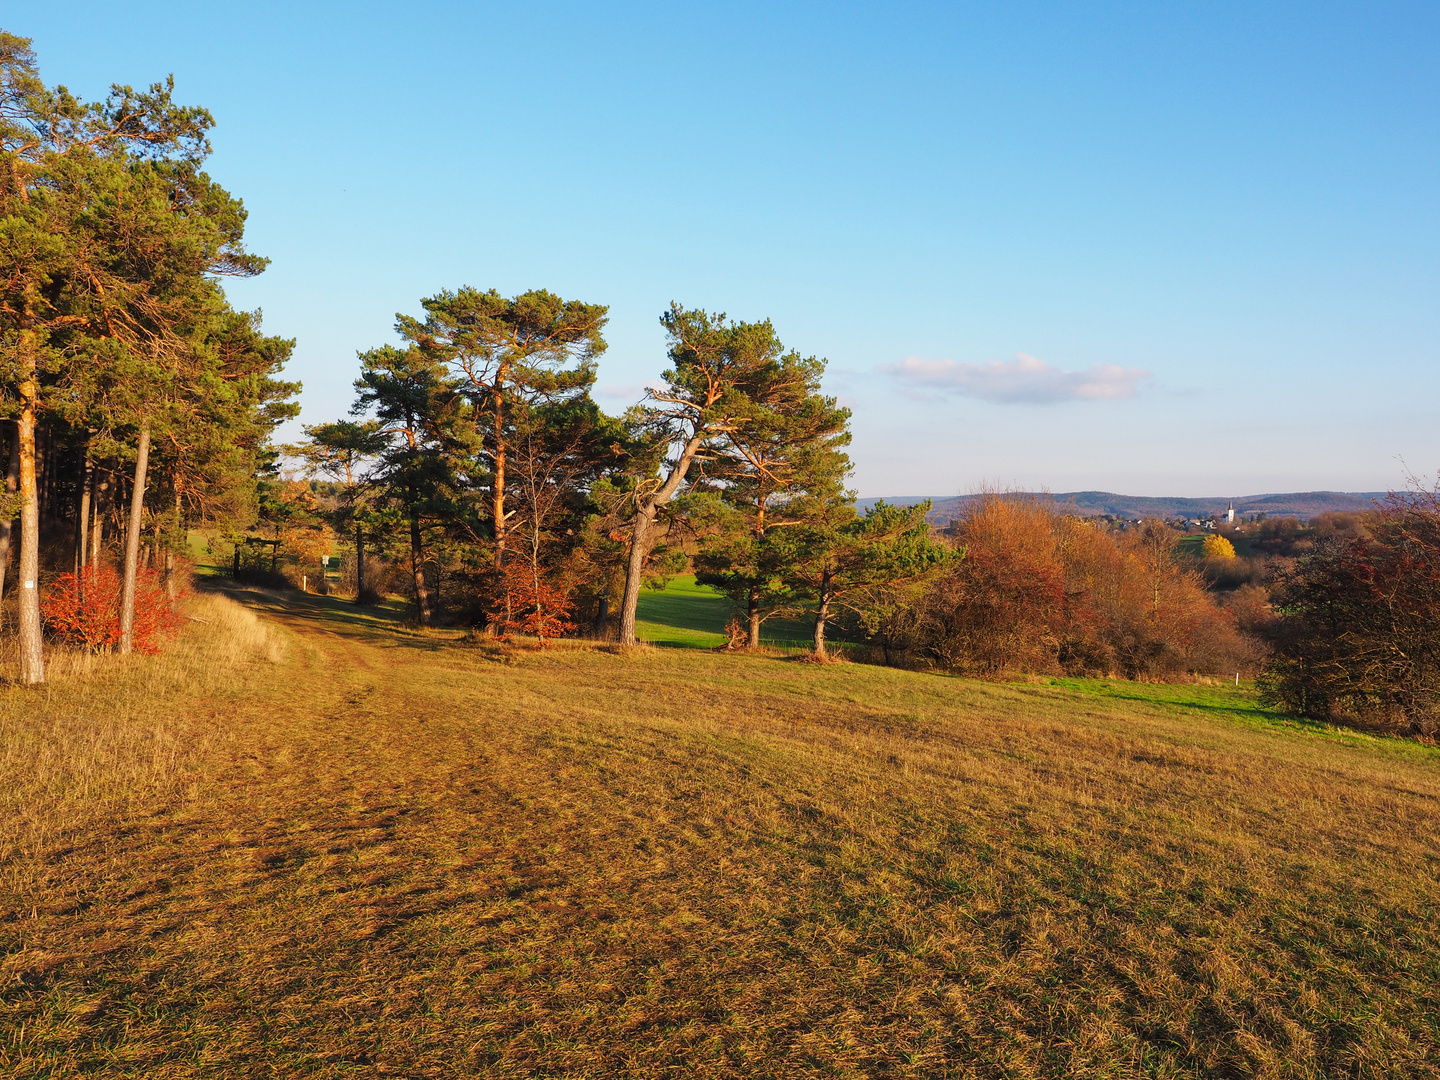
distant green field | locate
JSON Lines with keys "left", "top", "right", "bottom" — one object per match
{"left": 636, "top": 574, "right": 824, "bottom": 649}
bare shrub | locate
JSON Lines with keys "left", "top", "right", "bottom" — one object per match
{"left": 1260, "top": 490, "right": 1440, "bottom": 736}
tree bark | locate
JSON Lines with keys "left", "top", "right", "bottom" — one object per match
{"left": 16, "top": 339, "right": 44, "bottom": 684}
{"left": 491, "top": 366, "right": 508, "bottom": 571}
{"left": 748, "top": 584, "right": 762, "bottom": 649}
{"left": 165, "top": 486, "right": 181, "bottom": 603}
{"left": 410, "top": 512, "right": 431, "bottom": 626}
{"left": 0, "top": 423, "right": 19, "bottom": 612}
{"left": 355, "top": 523, "right": 366, "bottom": 602}
{"left": 618, "top": 507, "right": 654, "bottom": 646}
{"left": 617, "top": 426, "right": 713, "bottom": 647}
{"left": 77, "top": 445, "right": 93, "bottom": 572}
{"left": 118, "top": 424, "right": 151, "bottom": 655}
{"left": 91, "top": 471, "right": 109, "bottom": 569}
{"left": 812, "top": 568, "right": 832, "bottom": 659}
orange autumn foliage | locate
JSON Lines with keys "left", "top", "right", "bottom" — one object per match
{"left": 888, "top": 495, "right": 1258, "bottom": 678}
{"left": 41, "top": 565, "right": 187, "bottom": 654}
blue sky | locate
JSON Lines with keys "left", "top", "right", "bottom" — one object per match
{"left": 20, "top": 2, "right": 1440, "bottom": 496}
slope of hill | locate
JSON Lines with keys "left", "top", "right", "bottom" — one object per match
{"left": 3, "top": 587, "right": 1439, "bottom": 1077}
{"left": 861, "top": 490, "right": 1389, "bottom": 524}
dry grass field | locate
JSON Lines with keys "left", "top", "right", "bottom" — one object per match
{"left": 3, "top": 586, "right": 1440, "bottom": 1078}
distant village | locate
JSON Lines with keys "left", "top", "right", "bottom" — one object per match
{"left": 933, "top": 500, "right": 1315, "bottom": 538}
{"left": 1096, "top": 502, "right": 1253, "bottom": 533}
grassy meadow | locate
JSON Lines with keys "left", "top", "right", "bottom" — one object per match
{"left": 2, "top": 585, "right": 1440, "bottom": 1077}
{"left": 635, "top": 573, "right": 831, "bottom": 649}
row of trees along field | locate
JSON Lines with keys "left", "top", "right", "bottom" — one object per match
{"left": 292, "top": 294, "right": 955, "bottom": 657}
{"left": 0, "top": 33, "right": 298, "bottom": 683}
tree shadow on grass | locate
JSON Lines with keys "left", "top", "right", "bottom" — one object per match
{"left": 196, "top": 581, "right": 460, "bottom": 652}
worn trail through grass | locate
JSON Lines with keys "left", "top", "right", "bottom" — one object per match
{"left": 2, "top": 587, "right": 1440, "bottom": 1078}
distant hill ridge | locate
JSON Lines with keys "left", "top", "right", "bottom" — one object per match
{"left": 858, "top": 490, "right": 1390, "bottom": 524}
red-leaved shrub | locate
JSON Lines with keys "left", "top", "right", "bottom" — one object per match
{"left": 489, "top": 567, "right": 576, "bottom": 645}
{"left": 41, "top": 565, "right": 186, "bottom": 654}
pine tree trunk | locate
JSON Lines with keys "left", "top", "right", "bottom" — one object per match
{"left": 0, "top": 423, "right": 19, "bottom": 612}
{"left": 812, "top": 569, "right": 832, "bottom": 659}
{"left": 410, "top": 512, "right": 431, "bottom": 626}
{"left": 618, "top": 508, "right": 653, "bottom": 646}
{"left": 165, "top": 486, "right": 181, "bottom": 603}
{"left": 91, "top": 473, "right": 107, "bottom": 569}
{"left": 616, "top": 427, "right": 711, "bottom": 647}
{"left": 17, "top": 328, "right": 44, "bottom": 684}
{"left": 77, "top": 446, "right": 93, "bottom": 572}
{"left": 491, "top": 369, "right": 508, "bottom": 572}
{"left": 355, "top": 524, "right": 366, "bottom": 603}
{"left": 748, "top": 584, "right": 761, "bottom": 649}
{"left": 118, "top": 425, "right": 151, "bottom": 655}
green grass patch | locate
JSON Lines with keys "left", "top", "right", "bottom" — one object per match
{"left": 636, "top": 573, "right": 824, "bottom": 649}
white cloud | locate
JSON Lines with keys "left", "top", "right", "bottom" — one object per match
{"left": 595, "top": 382, "right": 663, "bottom": 402}
{"left": 881, "top": 353, "right": 1153, "bottom": 404}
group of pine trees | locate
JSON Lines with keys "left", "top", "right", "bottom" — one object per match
{"left": 0, "top": 32, "right": 297, "bottom": 683}
{"left": 297, "top": 294, "right": 953, "bottom": 657}
{"left": 0, "top": 29, "right": 952, "bottom": 675}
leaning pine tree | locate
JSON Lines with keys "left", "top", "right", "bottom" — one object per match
{"left": 615, "top": 305, "right": 788, "bottom": 647}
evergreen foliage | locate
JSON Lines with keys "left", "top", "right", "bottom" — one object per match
{"left": 0, "top": 31, "right": 297, "bottom": 675}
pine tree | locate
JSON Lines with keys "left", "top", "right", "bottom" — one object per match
{"left": 615, "top": 305, "right": 801, "bottom": 646}
{"left": 350, "top": 345, "right": 465, "bottom": 625}
{"left": 396, "top": 288, "right": 606, "bottom": 577}
{"left": 0, "top": 32, "right": 237, "bottom": 678}
{"left": 692, "top": 335, "right": 850, "bottom": 647}
{"left": 774, "top": 500, "right": 956, "bottom": 659}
